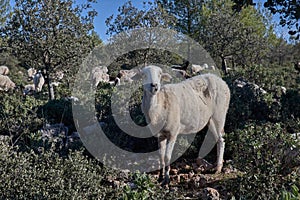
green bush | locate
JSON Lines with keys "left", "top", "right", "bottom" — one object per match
{"left": 225, "top": 64, "right": 300, "bottom": 131}
{"left": 281, "top": 185, "right": 300, "bottom": 200}
{"left": 0, "top": 92, "right": 45, "bottom": 144}
{"left": 0, "top": 138, "right": 109, "bottom": 199}
{"left": 121, "top": 172, "right": 155, "bottom": 200}
{"left": 225, "top": 122, "right": 300, "bottom": 199}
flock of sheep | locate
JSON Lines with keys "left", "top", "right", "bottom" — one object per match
{"left": 0, "top": 65, "right": 46, "bottom": 95}
{"left": 92, "top": 62, "right": 217, "bottom": 87}
{"left": 0, "top": 62, "right": 217, "bottom": 95}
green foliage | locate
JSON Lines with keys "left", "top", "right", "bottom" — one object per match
{"left": 199, "top": 0, "right": 272, "bottom": 67}
{"left": 38, "top": 99, "right": 74, "bottom": 128}
{"left": 264, "top": 0, "right": 300, "bottom": 40}
{"left": 0, "top": 0, "right": 10, "bottom": 27}
{"left": 158, "top": 0, "right": 202, "bottom": 38}
{"left": 122, "top": 172, "right": 155, "bottom": 200}
{"left": 3, "top": 0, "right": 99, "bottom": 100}
{"left": 0, "top": 138, "right": 107, "bottom": 199}
{"left": 225, "top": 64, "right": 300, "bottom": 130}
{"left": 0, "top": 91, "right": 45, "bottom": 144}
{"left": 105, "top": 1, "right": 179, "bottom": 68}
{"left": 225, "top": 123, "right": 300, "bottom": 199}
{"left": 281, "top": 185, "right": 300, "bottom": 200}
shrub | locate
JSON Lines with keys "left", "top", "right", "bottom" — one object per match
{"left": 281, "top": 185, "right": 300, "bottom": 200}
{"left": 121, "top": 172, "right": 155, "bottom": 200}
{"left": 225, "top": 122, "right": 300, "bottom": 199}
{"left": 0, "top": 92, "right": 45, "bottom": 144}
{"left": 224, "top": 64, "right": 300, "bottom": 131}
{"left": 0, "top": 138, "right": 109, "bottom": 199}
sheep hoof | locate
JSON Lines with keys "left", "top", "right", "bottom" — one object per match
{"left": 214, "top": 165, "right": 223, "bottom": 173}
{"left": 160, "top": 177, "right": 170, "bottom": 186}
{"left": 158, "top": 175, "right": 164, "bottom": 183}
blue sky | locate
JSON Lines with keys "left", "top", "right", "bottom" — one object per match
{"left": 9, "top": 0, "right": 289, "bottom": 42}
{"left": 90, "top": 0, "right": 145, "bottom": 42}
{"left": 8, "top": 0, "right": 145, "bottom": 42}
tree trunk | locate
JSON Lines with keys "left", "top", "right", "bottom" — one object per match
{"left": 44, "top": 64, "right": 55, "bottom": 100}
{"left": 221, "top": 54, "right": 228, "bottom": 75}
{"left": 48, "top": 80, "right": 55, "bottom": 100}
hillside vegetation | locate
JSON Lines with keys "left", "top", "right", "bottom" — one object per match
{"left": 0, "top": 0, "right": 299, "bottom": 199}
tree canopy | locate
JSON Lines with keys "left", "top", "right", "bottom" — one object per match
{"left": 2, "top": 0, "right": 99, "bottom": 100}
{"left": 0, "top": 0, "right": 10, "bottom": 28}
{"left": 264, "top": 0, "right": 300, "bottom": 40}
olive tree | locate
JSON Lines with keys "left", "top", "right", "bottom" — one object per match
{"left": 199, "top": 0, "right": 274, "bottom": 72}
{"left": 105, "top": 0, "right": 177, "bottom": 68}
{"left": 3, "top": 0, "right": 99, "bottom": 100}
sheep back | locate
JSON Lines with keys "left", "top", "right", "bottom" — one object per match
{"left": 0, "top": 74, "right": 15, "bottom": 91}
{"left": 0, "top": 66, "right": 9, "bottom": 75}
{"left": 142, "top": 73, "right": 230, "bottom": 135}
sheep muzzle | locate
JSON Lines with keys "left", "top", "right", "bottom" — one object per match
{"left": 150, "top": 83, "right": 159, "bottom": 93}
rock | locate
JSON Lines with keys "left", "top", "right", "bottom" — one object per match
{"left": 201, "top": 187, "right": 220, "bottom": 200}
{"left": 234, "top": 77, "right": 267, "bottom": 95}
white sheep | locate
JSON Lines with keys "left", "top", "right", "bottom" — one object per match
{"left": 0, "top": 74, "right": 16, "bottom": 91}
{"left": 171, "top": 68, "right": 190, "bottom": 79}
{"left": 92, "top": 66, "right": 110, "bottom": 87}
{"left": 116, "top": 69, "right": 138, "bottom": 85}
{"left": 133, "top": 65, "right": 230, "bottom": 185}
{"left": 27, "top": 68, "right": 37, "bottom": 80}
{"left": 23, "top": 71, "right": 45, "bottom": 95}
{"left": 0, "top": 66, "right": 9, "bottom": 75}
{"left": 33, "top": 71, "right": 45, "bottom": 92}
{"left": 191, "top": 63, "right": 215, "bottom": 75}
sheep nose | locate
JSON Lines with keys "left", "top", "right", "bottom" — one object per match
{"left": 150, "top": 83, "right": 159, "bottom": 92}
{"left": 150, "top": 83, "right": 157, "bottom": 88}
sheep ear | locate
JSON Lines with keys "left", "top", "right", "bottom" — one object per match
{"left": 161, "top": 73, "right": 172, "bottom": 82}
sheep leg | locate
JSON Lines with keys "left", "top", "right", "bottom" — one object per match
{"left": 158, "top": 136, "right": 167, "bottom": 183}
{"left": 161, "top": 136, "right": 176, "bottom": 185}
{"left": 197, "top": 119, "right": 219, "bottom": 171}
{"left": 215, "top": 129, "right": 225, "bottom": 173}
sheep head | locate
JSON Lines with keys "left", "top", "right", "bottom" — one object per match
{"left": 133, "top": 65, "right": 172, "bottom": 95}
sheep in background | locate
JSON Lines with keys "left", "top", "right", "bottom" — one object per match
{"left": 171, "top": 68, "right": 191, "bottom": 79}
{"left": 115, "top": 69, "right": 138, "bottom": 85}
{"left": 133, "top": 65, "right": 230, "bottom": 185}
{"left": 92, "top": 66, "right": 110, "bottom": 87}
{"left": 0, "top": 66, "right": 9, "bottom": 75}
{"left": 54, "top": 70, "right": 64, "bottom": 80}
{"left": 27, "top": 68, "right": 37, "bottom": 81}
{"left": 0, "top": 74, "right": 16, "bottom": 91}
{"left": 191, "top": 63, "right": 215, "bottom": 75}
{"left": 33, "top": 71, "right": 45, "bottom": 92}
{"left": 234, "top": 77, "right": 267, "bottom": 95}
{"left": 23, "top": 71, "right": 45, "bottom": 95}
